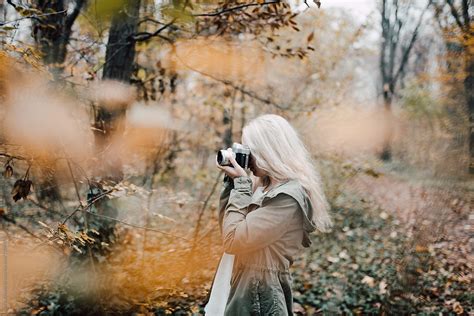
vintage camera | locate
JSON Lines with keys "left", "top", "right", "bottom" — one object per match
{"left": 216, "top": 142, "right": 251, "bottom": 169}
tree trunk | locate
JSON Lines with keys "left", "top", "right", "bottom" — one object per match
{"left": 380, "top": 87, "right": 394, "bottom": 161}
{"left": 102, "top": 1, "right": 140, "bottom": 82}
{"left": 0, "top": 2, "right": 5, "bottom": 23}
{"left": 222, "top": 90, "right": 236, "bottom": 148}
{"left": 379, "top": 0, "right": 393, "bottom": 161}
{"left": 466, "top": 55, "right": 474, "bottom": 174}
{"left": 78, "top": 0, "right": 141, "bottom": 264}
{"left": 378, "top": 0, "right": 427, "bottom": 162}
{"left": 30, "top": 0, "right": 85, "bottom": 205}
{"left": 32, "top": 0, "right": 85, "bottom": 77}
{"left": 95, "top": 0, "right": 141, "bottom": 182}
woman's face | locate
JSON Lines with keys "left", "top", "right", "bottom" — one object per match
{"left": 242, "top": 135, "right": 266, "bottom": 177}
{"left": 248, "top": 153, "right": 266, "bottom": 177}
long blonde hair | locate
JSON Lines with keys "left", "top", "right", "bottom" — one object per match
{"left": 242, "top": 114, "right": 333, "bottom": 232}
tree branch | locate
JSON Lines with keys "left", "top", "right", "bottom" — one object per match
{"left": 192, "top": 1, "right": 281, "bottom": 17}
{"left": 191, "top": 172, "right": 222, "bottom": 248}
{"left": 0, "top": 153, "right": 27, "bottom": 161}
{"left": 0, "top": 9, "right": 67, "bottom": 26}
{"left": 380, "top": 0, "right": 388, "bottom": 82}
{"left": 461, "top": 0, "right": 470, "bottom": 29}
{"left": 173, "top": 51, "right": 288, "bottom": 109}
{"left": 130, "top": 19, "right": 175, "bottom": 42}
{"left": 446, "top": 0, "right": 465, "bottom": 32}
{"left": 6, "top": 0, "right": 17, "bottom": 9}
{"left": 392, "top": 2, "right": 430, "bottom": 85}
{"left": 138, "top": 17, "right": 166, "bottom": 26}
{"left": 65, "top": 0, "right": 87, "bottom": 31}
{"left": 84, "top": 210, "right": 191, "bottom": 242}
{"left": 1, "top": 213, "right": 42, "bottom": 241}
{"left": 62, "top": 188, "right": 114, "bottom": 225}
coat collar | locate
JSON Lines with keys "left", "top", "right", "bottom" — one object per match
{"left": 250, "top": 179, "right": 317, "bottom": 247}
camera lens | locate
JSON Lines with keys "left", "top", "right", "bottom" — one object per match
{"left": 217, "top": 150, "right": 225, "bottom": 165}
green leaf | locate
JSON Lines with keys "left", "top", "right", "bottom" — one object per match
{"left": 1, "top": 25, "right": 17, "bottom": 31}
{"left": 87, "top": 0, "right": 127, "bottom": 19}
{"left": 160, "top": 5, "right": 194, "bottom": 24}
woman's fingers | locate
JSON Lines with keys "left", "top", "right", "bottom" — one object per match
{"left": 221, "top": 166, "right": 234, "bottom": 173}
{"left": 216, "top": 148, "right": 247, "bottom": 178}
{"left": 222, "top": 166, "right": 239, "bottom": 178}
{"left": 228, "top": 154, "right": 237, "bottom": 166}
{"left": 228, "top": 154, "right": 248, "bottom": 177}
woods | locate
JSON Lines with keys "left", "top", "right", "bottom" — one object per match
{"left": 0, "top": 0, "right": 472, "bottom": 315}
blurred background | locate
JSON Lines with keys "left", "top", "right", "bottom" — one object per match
{"left": 0, "top": 0, "right": 472, "bottom": 314}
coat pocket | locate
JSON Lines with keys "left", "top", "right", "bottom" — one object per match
{"left": 253, "top": 273, "right": 288, "bottom": 316}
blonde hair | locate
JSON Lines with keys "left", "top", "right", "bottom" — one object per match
{"left": 242, "top": 114, "right": 333, "bottom": 232}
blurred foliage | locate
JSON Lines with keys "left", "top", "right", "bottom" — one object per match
{"left": 160, "top": 4, "right": 195, "bottom": 24}
{"left": 0, "top": 0, "right": 472, "bottom": 315}
{"left": 401, "top": 84, "right": 443, "bottom": 118}
{"left": 85, "top": 0, "right": 128, "bottom": 20}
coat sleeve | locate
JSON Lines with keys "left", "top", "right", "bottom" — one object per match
{"left": 222, "top": 176, "right": 300, "bottom": 255}
{"left": 218, "top": 175, "right": 234, "bottom": 236}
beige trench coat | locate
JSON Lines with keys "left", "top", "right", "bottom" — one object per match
{"left": 205, "top": 175, "right": 317, "bottom": 315}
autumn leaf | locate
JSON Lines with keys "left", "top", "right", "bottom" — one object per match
{"left": 3, "top": 164, "right": 13, "bottom": 178}
{"left": 11, "top": 179, "right": 32, "bottom": 202}
{"left": 361, "top": 275, "right": 375, "bottom": 287}
{"left": 452, "top": 301, "right": 464, "bottom": 315}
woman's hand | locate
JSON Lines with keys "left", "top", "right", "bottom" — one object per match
{"left": 216, "top": 148, "right": 248, "bottom": 179}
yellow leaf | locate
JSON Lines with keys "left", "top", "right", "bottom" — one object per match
{"left": 137, "top": 68, "right": 147, "bottom": 81}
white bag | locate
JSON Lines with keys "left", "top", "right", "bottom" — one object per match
{"left": 204, "top": 252, "right": 235, "bottom": 316}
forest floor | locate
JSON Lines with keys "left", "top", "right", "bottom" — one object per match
{"left": 343, "top": 167, "right": 472, "bottom": 273}
{"left": 11, "top": 163, "right": 474, "bottom": 315}
{"left": 287, "top": 166, "right": 472, "bottom": 315}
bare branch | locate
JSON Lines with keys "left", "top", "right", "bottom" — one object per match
{"left": 446, "top": 0, "right": 465, "bottom": 31}
{"left": 0, "top": 153, "right": 27, "bottom": 161}
{"left": 393, "top": 2, "right": 431, "bottom": 85}
{"left": 191, "top": 172, "right": 222, "bottom": 249}
{"left": 66, "top": 157, "right": 83, "bottom": 207}
{"left": 1, "top": 213, "right": 42, "bottom": 241}
{"left": 62, "top": 189, "right": 114, "bottom": 225}
{"left": 0, "top": 9, "right": 67, "bottom": 26}
{"left": 173, "top": 51, "right": 288, "bottom": 109}
{"left": 65, "top": 0, "right": 87, "bottom": 31}
{"left": 6, "top": 0, "right": 17, "bottom": 9}
{"left": 461, "top": 0, "right": 470, "bottom": 28}
{"left": 130, "top": 19, "right": 175, "bottom": 42}
{"left": 380, "top": 0, "right": 388, "bottom": 82}
{"left": 85, "top": 210, "right": 192, "bottom": 242}
{"left": 193, "top": 1, "right": 281, "bottom": 17}
{"left": 138, "top": 17, "right": 166, "bottom": 26}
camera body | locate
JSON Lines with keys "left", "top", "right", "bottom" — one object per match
{"left": 217, "top": 142, "right": 251, "bottom": 169}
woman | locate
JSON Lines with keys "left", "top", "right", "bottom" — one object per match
{"left": 205, "top": 114, "right": 333, "bottom": 315}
